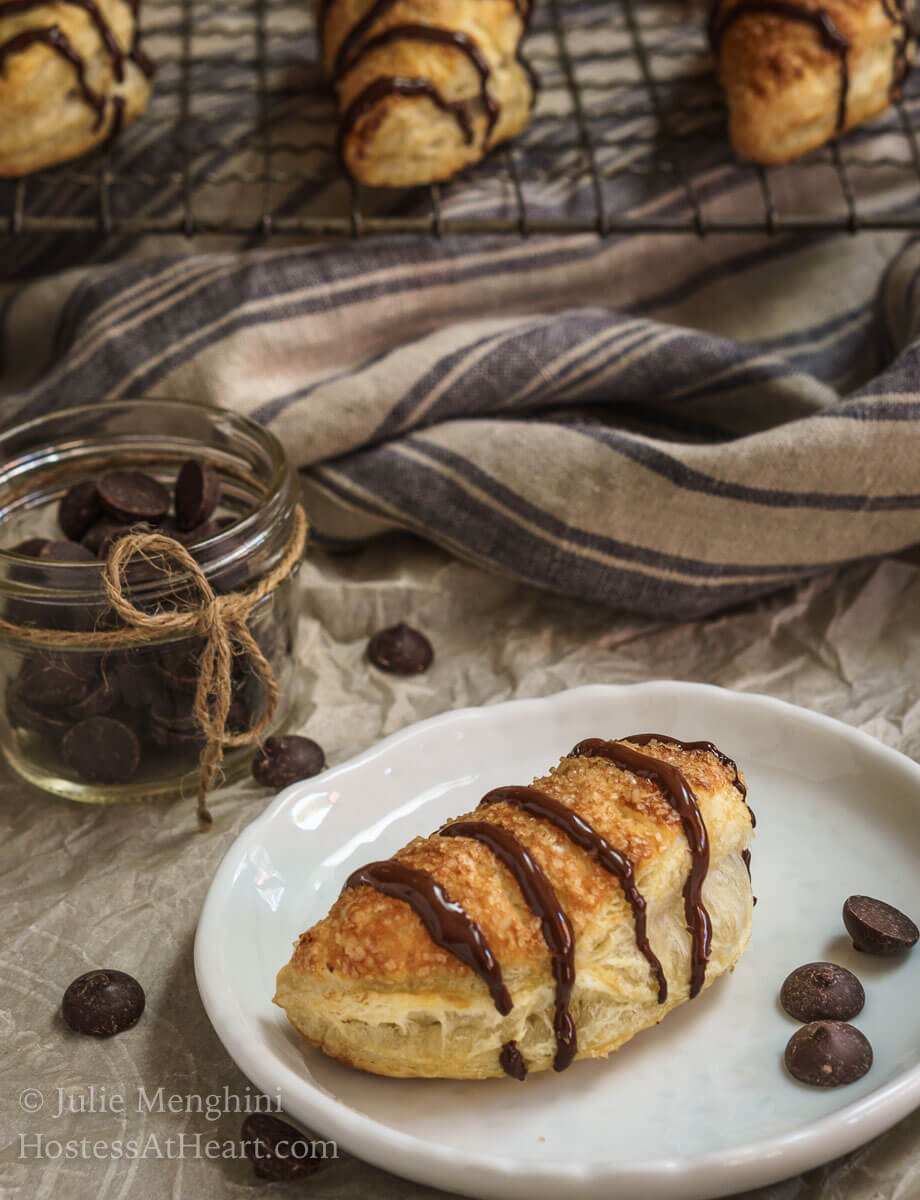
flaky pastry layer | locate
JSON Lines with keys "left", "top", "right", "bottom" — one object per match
{"left": 275, "top": 737, "right": 754, "bottom": 1079}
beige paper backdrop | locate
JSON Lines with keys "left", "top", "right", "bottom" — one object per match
{"left": 1, "top": 535, "right": 919, "bottom": 1199}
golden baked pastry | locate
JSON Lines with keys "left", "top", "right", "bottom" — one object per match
{"left": 275, "top": 734, "right": 755, "bottom": 1080}
{"left": 0, "top": 0, "right": 154, "bottom": 177}
{"left": 710, "top": 0, "right": 914, "bottom": 164}
{"left": 321, "top": 0, "right": 537, "bottom": 187}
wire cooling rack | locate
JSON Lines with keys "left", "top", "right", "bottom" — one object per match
{"left": 3, "top": 0, "right": 920, "bottom": 243}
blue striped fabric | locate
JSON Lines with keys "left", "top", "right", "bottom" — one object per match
{"left": 2, "top": 0, "right": 920, "bottom": 617}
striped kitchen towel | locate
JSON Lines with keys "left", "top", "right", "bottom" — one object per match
{"left": 3, "top": 225, "right": 920, "bottom": 619}
{"left": 2, "top": 0, "right": 920, "bottom": 618}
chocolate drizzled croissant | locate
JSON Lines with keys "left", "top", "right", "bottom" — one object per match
{"left": 321, "top": 0, "right": 537, "bottom": 186}
{"left": 710, "top": 0, "right": 914, "bottom": 164}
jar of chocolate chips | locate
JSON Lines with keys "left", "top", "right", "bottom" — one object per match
{"left": 0, "top": 400, "right": 306, "bottom": 803}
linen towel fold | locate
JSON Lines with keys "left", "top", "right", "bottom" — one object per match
{"left": 2, "top": 227, "right": 920, "bottom": 618}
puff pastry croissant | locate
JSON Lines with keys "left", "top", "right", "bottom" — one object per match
{"left": 0, "top": 0, "right": 153, "bottom": 177}
{"left": 321, "top": 0, "right": 537, "bottom": 187}
{"left": 710, "top": 0, "right": 914, "bottom": 163}
{"left": 275, "top": 734, "right": 755, "bottom": 1080}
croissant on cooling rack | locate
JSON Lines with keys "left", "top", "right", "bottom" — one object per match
{"left": 710, "top": 0, "right": 915, "bottom": 164}
{"left": 320, "top": 0, "right": 537, "bottom": 187}
{"left": 275, "top": 735, "right": 754, "bottom": 1080}
{"left": 0, "top": 0, "right": 153, "bottom": 177}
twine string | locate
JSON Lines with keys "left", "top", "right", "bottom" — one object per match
{"left": 1, "top": 505, "right": 308, "bottom": 829}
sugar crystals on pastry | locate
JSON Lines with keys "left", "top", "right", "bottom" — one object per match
{"left": 710, "top": 0, "right": 915, "bottom": 163}
{"left": 321, "top": 0, "right": 537, "bottom": 187}
{"left": 275, "top": 733, "right": 754, "bottom": 1080}
{"left": 0, "top": 0, "right": 154, "bottom": 177}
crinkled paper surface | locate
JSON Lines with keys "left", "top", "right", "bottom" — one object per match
{"left": 1, "top": 538, "right": 918, "bottom": 1200}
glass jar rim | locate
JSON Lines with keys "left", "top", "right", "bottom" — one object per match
{"left": 0, "top": 398, "right": 298, "bottom": 605}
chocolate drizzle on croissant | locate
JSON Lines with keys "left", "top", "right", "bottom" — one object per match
{"left": 344, "top": 735, "right": 748, "bottom": 1079}
{"left": 323, "top": 0, "right": 536, "bottom": 182}
{"left": 0, "top": 0, "right": 154, "bottom": 147}
{"left": 709, "top": 0, "right": 912, "bottom": 136}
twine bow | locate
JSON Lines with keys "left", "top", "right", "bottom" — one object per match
{"left": 0, "top": 504, "right": 308, "bottom": 829}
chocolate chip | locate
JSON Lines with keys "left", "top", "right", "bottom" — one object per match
{"left": 62, "top": 969, "right": 145, "bottom": 1037}
{"left": 81, "top": 518, "right": 136, "bottom": 558}
{"left": 784, "top": 1021, "right": 873, "bottom": 1087}
{"left": 38, "top": 539, "right": 98, "bottom": 565}
{"left": 174, "top": 458, "right": 220, "bottom": 532}
{"left": 18, "top": 654, "right": 95, "bottom": 709}
{"left": 780, "top": 962, "right": 865, "bottom": 1023}
{"left": 58, "top": 481, "right": 102, "bottom": 542}
{"left": 367, "top": 623, "right": 434, "bottom": 675}
{"left": 843, "top": 895, "right": 919, "bottom": 956}
{"left": 252, "top": 736, "right": 325, "bottom": 790}
{"left": 62, "top": 716, "right": 140, "bottom": 784}
{"left": 156, "top": 644, "right": 201, "bottom": 694}
{"left": 98, "top": 470, "right": 169, "bottom": 525}
{"left": 227, "top": 694, "right": 250, "bottom": 733}
{"left": 66, "top": 680, "right": 118, "bottom": 722}
{"left": 112, "top": 653, "right": 160, "bottom": 709}
{"left": 161, "top": 516, "right": 222, "bottom": 548}
{"left": 10, "top": 536, "right": 50, "bottom": 557}
{"left": 6, "top": 686, "right": 72, "bottom": 741}
{"left": 241, "top": 1113, "right": 327, "bottom": 1182}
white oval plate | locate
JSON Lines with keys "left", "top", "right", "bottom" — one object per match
{"left": 195, "top": 682, "right": 920, "bottom": 1200}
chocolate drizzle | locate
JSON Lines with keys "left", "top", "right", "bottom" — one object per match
{"left": 322, "top": 0, "right": 536, "bottom": 164}
{"left": 570, "top": 739, "right": 712, "bottom": 999}
{"left": 709, "top": 0, "right": 851, "bottom": 132}
{"left": 344, "top": 859, "right": 512, "bottom": 1015}
{"left": 481, "top": 785, "right": 668, "bottom": 1005}
{"left": 0, "top": 0, "right": 154, "bottom": 150}
{"left": 880, "top": 0, "right": 912, "bottom": 97}
{"left": 0, "top": 25, "right": 106, "bottom": 128}
{"left": 624, "top": 732, "right": 753, "bottom": 825}
{"left": 338, "top": 76, "right": 474, "bottom": 152}
{"left": 334, "top": 25, "right": 500, "bottom": 142}
{"left": 440, "top": 819, "right": 577, "bottom": 1071}
{"left": 343, "top": 734, "right": 743, "bottom": 1079}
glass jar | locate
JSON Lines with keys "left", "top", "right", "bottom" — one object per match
{"left": 0, "top": 399, "right": 305, "bottom": 803}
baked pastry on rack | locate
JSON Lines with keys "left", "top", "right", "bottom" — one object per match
{"left": 321, "top": 0, "right": 537, "bottom": 187}
{"left": 275, "top": 734, "right": 754, "bottom": 1079}
{"left": 0, "top": 0, "right": 154, "bottom": 177}
{"left": 710, "top": 0, "right": 915, "bottom": 163}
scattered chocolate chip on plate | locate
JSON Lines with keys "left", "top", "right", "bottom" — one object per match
{"left": 367, "top": 623, "right": 434, "bottom": 675}
{"left": 62, "top": 969, "right": 145, "bottom": 1036}
{"left": 784, "top": 1020, "right": 873, "bottom": 1088}
{"left": 780, "top": 962, "right": 865, "bottom": 1023}
{"left": 843, "top": 895, "right": 919, "bottom": 956}
{"left": 252, "top": 735, "right": 325, "bottom": 790}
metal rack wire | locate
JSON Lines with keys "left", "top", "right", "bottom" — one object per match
{"left": 3, "top": 0, "right": 920, "bottom": 243}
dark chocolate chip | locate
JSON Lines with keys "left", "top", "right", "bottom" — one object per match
{"left": 62, "top": 716, "right": 140, "bottom": 784}
{"left": 241, "top": 1113, "right": 327, "bottom": 1182}
{"left": 252, "top": 735, "right": 326, "bottom": 790}
{"left": 10, "top": 537, "right": 51, "bottom": 557}
{"left": 160, "top": 516, "right": 222, "bottom": 548}
{"left": 156, "top": 644, "right": 202, "bottom": 694}
{"left": 98, "top": 470, "right": 169, "bottom": 525}
{"left": 367, "top": 623, "right": 434, "bottom": 675}
{"left": 38, "top": 539, "right": 98, "bottom": 566}
{"left": 66, "top": 680, "right": 118, "bottom": 722}
{"left": 58, "top": 481, "right": 102, "bottom": 542}
{"left": 62, "top": 969, "right": 145, "bottom": 1037}
{"left": 843, "top": 895, "right": 919, "bottom": 956}
{"left": 112, "top": 653, "right": 160, "bottom": 709}
{"left": 6, "top": 685, "right": 72, "bottom": 741}
{"left": 18, "top": 655, "right": 95, "bottom": 709}
{"left": 81, "top": 518, "right": 136, "bottom": 558}
{"left": 174, "top": 458, "right": 221, "bottom": 532}
{"left": 150, "top": 719, "right": 203, "bottom": 752}
{"left": 780, "top": 962, "right": 865, "bottom": 1023}
{"left": 784, "top": 1020, "right": 873, "bottom": 1087}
